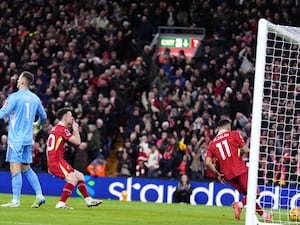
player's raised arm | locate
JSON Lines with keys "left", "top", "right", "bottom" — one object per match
{"left": 68, "top": 120, "right": 81, "bottom": 146}
{"left": 55, "top": 108, "right": 81, "bottom": 146}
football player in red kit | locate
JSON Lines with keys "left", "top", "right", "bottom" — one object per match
{"left": 206, "top": 119, "right": 272, "bottom": 221}
{"left": 47, "top": 107, "right": 102, "bottom": 209}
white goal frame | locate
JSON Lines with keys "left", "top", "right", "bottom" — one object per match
{"left": 246, "top": 18, "right": 300, "bottom": 225}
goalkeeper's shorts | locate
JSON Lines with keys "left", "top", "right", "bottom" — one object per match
{"left": 6, "top": 144, "right": 32, "bottom": 164}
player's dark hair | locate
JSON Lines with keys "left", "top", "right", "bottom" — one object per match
{"left": 217, "top": 119, "right": 231, "bottom": 127}
{"left": 21, "top": 71, "right": 34, "bottom": 85}
{"left": 56, "top": 107, "right": 72, "bottom": 120}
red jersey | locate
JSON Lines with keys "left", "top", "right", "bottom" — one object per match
{"left": 46, "top": 124, "right": 74, "bottom": 178}
{"left": 207, "top": 130, "right": 248, "bottom": 180}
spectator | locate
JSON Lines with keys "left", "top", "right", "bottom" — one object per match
{"left": 87, "top": 124, "right": 101, "bottom": 163}
{"left": 73, "top": 120, "right": 89, "bottom": 174}
{"left": 159, "top": 149, "right": 174, "bottom": 177}
{"left": 173, "top": 174, "right": 192, "bottom": 204}
{"left": 152, "top": 68, "right": 172, "bottom": 94}
{"left": 190, "top": 141, "right": 207, "bottom": 181}
{"left": 87, "top": 154, "right": 106, "bottom": 177}
{"left": 232, "top": 112, "right": 248, "bottom": 131}
{"left": 135, "top": 15, "right": 155, "bottom": 50}
{"left": 177, "top": 154, "right": 189, "bottom": 177}
{"left": 135, "top": 135, "right": 150, "bottom": 177}
{"left": 0, "top": 134, "right": 8, "bottom": 169}
{"left": 145, "top": 142, "right": 161, "bottom": 178}
{"left": 91, "top": 10, "right": 110, "bottom": 31}
{"left": 117, "top": 151, "right": 133, "bottom": 177}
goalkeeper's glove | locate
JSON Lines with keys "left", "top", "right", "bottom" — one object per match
{"left": 33, "top": 122, "right": 41, "bottom": 134}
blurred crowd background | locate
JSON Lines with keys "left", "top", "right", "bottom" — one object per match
{"left": 0, "top": 0, "right": 299, "bottom": 181}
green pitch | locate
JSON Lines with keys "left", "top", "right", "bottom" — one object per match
{"left": 0, "top": 194, "right": 244, "bottom": 225}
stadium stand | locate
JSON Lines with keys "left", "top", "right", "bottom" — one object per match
{"left": 0, "top": 0, "right": 299, "bottom": 179}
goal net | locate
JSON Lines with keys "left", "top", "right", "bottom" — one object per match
{"left": 246, "top": 19, "right": 300, "bottom": 225}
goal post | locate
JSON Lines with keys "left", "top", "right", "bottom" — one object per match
{"left": 246, "top": 18, "right": 267, "bottom": 225}
{"left": 246, "top": 18, "right": 300, "bottom": 225}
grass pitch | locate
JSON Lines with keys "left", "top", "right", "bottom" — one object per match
{"left": 0, "top": 194, "right": 244, "bottom": 225}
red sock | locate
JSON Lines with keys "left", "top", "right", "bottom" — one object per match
{"left": 256, "top": 203, "right": 264, "bottom": 216}
{"left": 78, "top": 180, "right": 89, "bottom": 198}
{"left": 254, "top": 194, "right": 264, "bottom": 216}
{"left": 241, "top": 196, "right": 247, "bottom": 206}
{"left": 60, "top": 183, "right": 74, "bottom": 202}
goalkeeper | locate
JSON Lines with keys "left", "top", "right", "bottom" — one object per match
{"left": 0, "top": 71, "right": 47, "bottom": 208}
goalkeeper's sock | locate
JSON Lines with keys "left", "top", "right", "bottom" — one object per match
{"left": 23, "top": 167, "right": 43, "bottom": 197}
{"left": 77, "top": 180, "right": 89, "bottom": 198}
{"left": 23, "top": 167, "right": 43, "bottom": 196}
{"left": 60, "top": 183, "right": 74, "bottom": 202}
{"left": 12, "top": 171, "right": 22, "bottom": 202}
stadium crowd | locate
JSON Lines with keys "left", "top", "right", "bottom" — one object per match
{"left": 0, "top": 0, "right": 299, "bottom": 181}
